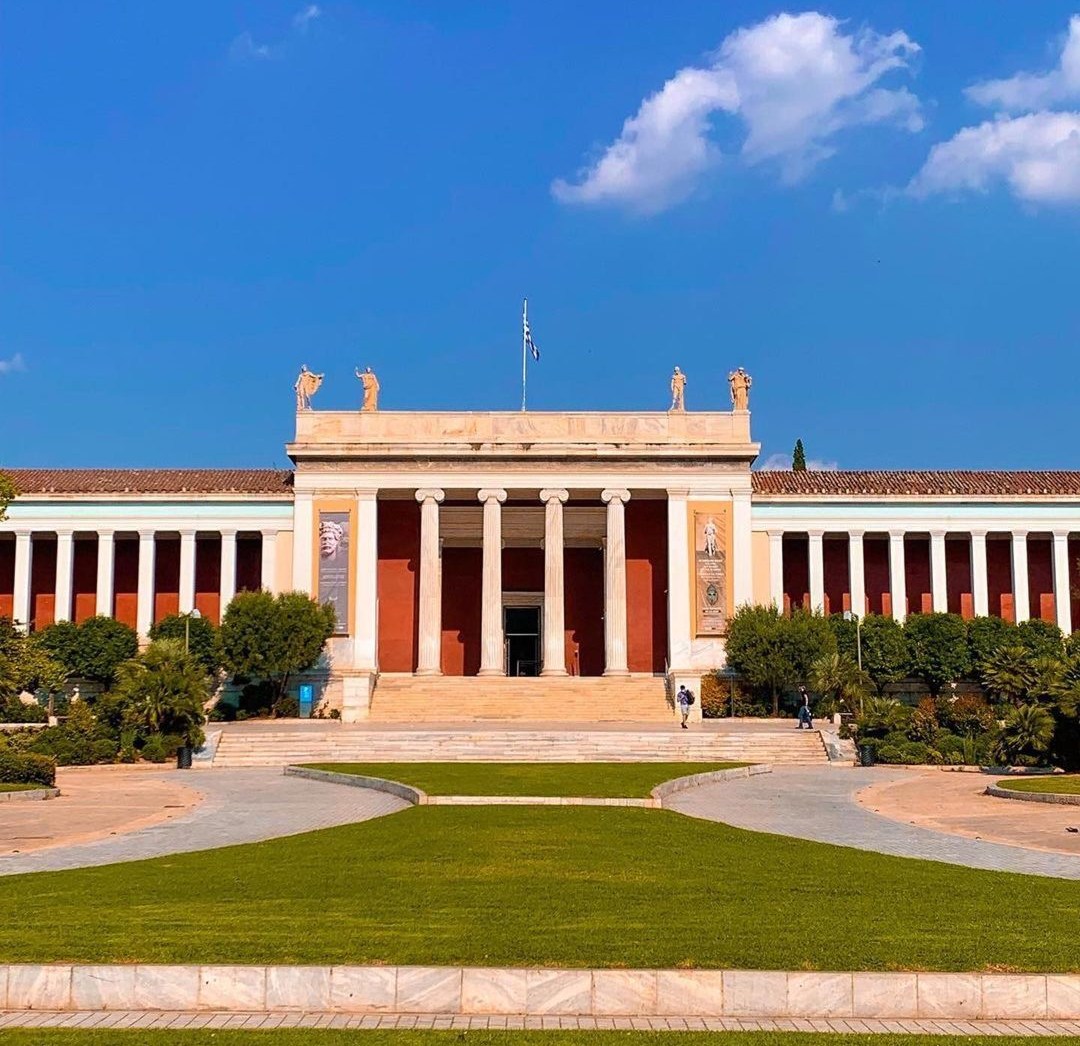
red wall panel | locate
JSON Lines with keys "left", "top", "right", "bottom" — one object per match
{"left": 1069, "top": 538, "right": 1080, "bottom": 634}
{"left": 153, "top": 537, "right": 180, "bottom": 624}
{"left": 502, "top": 547, "right": 544, "bottom": 592}
{"left": 987, "top": 536, "right": 1013, "bottom": 620}
{"left": 72, "top": 538, "right": 98, "bottom": 623}
{"left": 195, "top": 536, "right": 222, "bottom": 623}
{"left": 1027, "top": 536, "right": 1054, "bottom": 624}
{"left": 113, "top": 537, "right": 139, "bottom": 628}
{"left": 0, "top": 538, "right": 14, "bottom": 621}
{"left": 904, "top": 536, "right": 932, "bottom": 616}
{"left": 864, "top": 535, "right": 890, "bottom": 616}
{"left": 625, "top": 500, "right": 667, "bottom": 673}
{"left": 822, "top": 536, "right": 849, "bottom": 616}
{"left": 235, "top": 536, "right": 262, "bottom": 593}
{"left": 440, "top": 547, "right": 482, "bottom": 676}
{"left": 377, "top": 501, "right": 420, "bottom": 672}
{"left": 564, "top": 547, "right": 604, "bottom": 676}
{"left": 945, "top": 536, "right": 972, "bottom": 618}
{"left": 782, "top": 535, "right": 809, "bottom": 612}
{"left": 29, "top": 537, "right": 57, "bottom": 632}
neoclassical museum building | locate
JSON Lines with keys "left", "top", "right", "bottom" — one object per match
{"left": 3, "top": 385, "right": 1080, "bottom": 720}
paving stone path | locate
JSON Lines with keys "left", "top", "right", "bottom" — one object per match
{"left": 1, "top": 1010, "right": 1078, "bottom": 1035}
{"left": 0, "top": 769, "right": 408, "bottom": 876}
{"left": 666, "top": 766, "right": 1080, "bottom": 879}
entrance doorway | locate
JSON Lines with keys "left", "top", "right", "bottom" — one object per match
{"left": 504, "top": 605, "right": 541, "bottom": 676}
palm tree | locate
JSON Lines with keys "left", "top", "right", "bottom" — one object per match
{"left": 980, "top": 645, "right": 1036, "bottom": 707}
{"left": 808, "top": 652, "right": 870, "bottom": 715}
{"left": 995, "top": 704, "right": 1055, "bottom": 766}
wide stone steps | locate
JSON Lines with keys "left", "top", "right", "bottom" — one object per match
{"left": 212, "top": 729, "right": 828, "bottom": 767}
{"left": 368, "top": 675, "right": 673, "bottom": 723}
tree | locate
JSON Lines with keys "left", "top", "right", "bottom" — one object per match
{"left": 32, "top": 616, "right": 138, "bottom": 688}
{"left": 967, "top": 616, "right": 1018, "bottom": 680}
{"left": 0, "top": 617, "right": 66, "bottom": 702}
{"left": 220, "top": 590, "right": 335, "bottom": 701}
{"left": 784, "top": 608, "right": 836, "bottom": 679}
{"left": 792, "top": 439, "right": 807, "bottom": 472}
{"left": 725, "top": 605, "right": 799, "bottom": 717}
{"left": 110, "top": 639, "right": 208, "bottom": 747}
{"left": 839, "top": 614, "right": 909, "bottom": 692}
{"left": 980, "top": 645, "right": 1036, "bottom": 707}
{"left": 903, "top": 612, "right": 971, "bottom": 695}
{"left": 0, "top": 472, "right": 17, "bottom": 522}
{"left": 995, "top": 704, "right": 1055, "bottom": 766}
{"left": 1016, "top": 619, "right": 1064, "bottom": 660}
{"left": 150, "top": 613, "right": 220, "bottom": 675}
{"left": 807, "top": 651, "right": 869, "bottom": 715}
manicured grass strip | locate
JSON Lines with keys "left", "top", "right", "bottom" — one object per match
{"left": 3, "top": 1034, "right": 1076, "bottom": 1046}
{"left": 0, "top": 783, "right": 41, "bottom": 792}
{"left": 1, "top": 807, "right": 1078, "bottom": 971}
{"left": 998, "top": 775, "right": 1080, "bottom": 795}
{"left": 298, "top": 761, "right": 748, "bottom": 797}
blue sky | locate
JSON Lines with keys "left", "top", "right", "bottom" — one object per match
{"left": 2, "top": 1, "right": 1079, "bottom": 470}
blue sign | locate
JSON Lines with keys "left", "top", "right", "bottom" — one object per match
{"left": 298, "top": 683, "right": 315, "bottom": 718}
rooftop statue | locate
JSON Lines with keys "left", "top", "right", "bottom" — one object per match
{"left": 670, "top": 366, "right": 687, "bottom": 411}
{"left": 356, "top": 367, "right": 380, "bottom": 412}
{"left": 728, "top": 366, "right": 752, "bottom": 411}
{"left": 294, "top": 365, "right": 324, "bottom": 411}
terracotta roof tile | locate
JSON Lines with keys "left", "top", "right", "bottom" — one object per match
{"left": 3, "top": 469, "right": 293, "bottom": 496}
{"left": 751, "top": 470, "right": 1080, "bottom": 498}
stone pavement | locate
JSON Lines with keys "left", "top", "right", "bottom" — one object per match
{"left": 1, "top": 1010, "right": 1079, "bottom": 1035}
{"left": 666, "top": 766, "right": 1080, "bottom": 879}
{"left": 0, "top": 768, "right": 408, "bottom": 876}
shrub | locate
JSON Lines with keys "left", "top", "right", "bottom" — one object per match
{"left": 938, "top": 694, "right": 996, "bottom": 736}
{"left": 1017, "top": 619, "right": 1064, "bottom": 660}
{"left": 876, "top": 739, "right": 931, "bottom": 765}
{"left": 908, "top": 698, "right": 939, "bottom": 743}
{"left": 0, "top": 696, "right": 47, "bottom": 724}
{"left": 110, "top": 639, "right": 208, "bottom": 747}
{"left": 26, "top": 701, "right": 118, "bottom": 766}
{"left": 995, "top": 704, "right": 1055, "bottom": 767}
{"left": 150, "top": 614, "right": 221, "bottom": 675}
{"left": 855, "top": 696, "right": 912, "bottom": 739}
{"left": 967, "top": 616, "right": 1018, "bottom": 678}
{"left": 0, "top": 748, "right": 55, "bottom": 786}
{"left": 140, "top": 734, "right": 168, "bottom": 763}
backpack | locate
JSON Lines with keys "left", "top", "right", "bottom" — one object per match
{"left": 683, "top": 689, "right": 695, "bottom": 706}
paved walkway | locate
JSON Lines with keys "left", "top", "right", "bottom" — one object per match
{"left": 0, "top": 769, "right": 408, "bottom": 876}
{"left": 1, "top": 1010, "right": 1078, "bottom": 1035}
{"left": 666, "top": 766, "right": 1080, "bottom": 879}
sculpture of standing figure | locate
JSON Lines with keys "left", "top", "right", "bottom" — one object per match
{"left": 356, "top": 367, "right": 380, "bottom": 412}
{"left": 670, "top": 366, "right": 687, "bottom": 411}
{"left": 294, "top": 365, "right": 324, "bottom": 411}
{"left": 728, "top": 367, "right": 752, "bottom": 411}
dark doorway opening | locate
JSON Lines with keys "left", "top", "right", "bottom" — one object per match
{"left": 504, "top": 605, "right": 541, "bottom": 676}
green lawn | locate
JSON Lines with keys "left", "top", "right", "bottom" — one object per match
{"left": 1, "top": 806, "right": 1078, "bottom": 971}
{"left": 298, "top": 761, "right": 747, "bottom": 796}
{"left": 0, "top": 783, "right": 43, "bottom": 793}
{"left": 998, "top": 775, "right": 1080, "bottom": 795}
{"left": 3, "top": 1035, "right": 1076, "bottom": 1046}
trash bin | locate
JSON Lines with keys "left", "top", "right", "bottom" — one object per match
{"left": 858, "top": 743, "right": 876, "bottom": 767}
{"left": 176, "top": 745, "right": 193, "bottom": 770}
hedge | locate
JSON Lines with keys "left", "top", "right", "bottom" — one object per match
{"left": 0, "top": 748, "right": 56, "bottom": 787}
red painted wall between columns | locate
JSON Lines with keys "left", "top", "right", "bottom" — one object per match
{"left": 822, "top": 536, "right": 849, "bottom": 615}
{"left": 0, "top": 539, "right": 14, "bottom": 621}
{"left": 564, "top": 547, "right": 604, "bottom": 676}
{"left": 113, "top": 538, "right": 139, "bottom": 629}
{"left": 945, "top": 536, "right": 973, "bottom": 618}
{"left": 1027, "top": 536, "right": 1055, "bottom": 623}
{"left": 153, "top": 537, "right": 180, "bottom": 624}
{"left": 235, "top": 537, "right": 262, "bottom": 593}
{"left": 625, "top": 500, "right": 667, "bottom": 673}
{"left": 29, "top": 537, "right": 57, "bottom": 631}
{"left": 377, "top": 501, "right": 420, "bottom": 673}
{"left": 440, "top": 547, "right": 482, "bottom": 676}
{"left": 987, "top": 537, "right": 1014, "bottom": 621}
{"left": 904, "top": 536, "right": 932, "bottom": 616}
{"left": 1069, "top": 538, "right": 1080, "bottom": 633}
{"left": 502, "top": 548, "right": 544, "bottom": 591}
{"left": 782, "top": 535, "right": 809, "bottom": 612}
{"left": 72, "top": 538, "right": 98, "bottom": 623}
{"left": 864, "top": 535, "right": 891, "bottom": 616}
{"left": 195, "top": 536, "right": 221, "bottom": 623}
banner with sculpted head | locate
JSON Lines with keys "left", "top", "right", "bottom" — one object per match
{"left": 689, "top": 504, "right": 732, "bottom": 636}
{"left": 317, "top": 509, "right": 351, "bottom": 635}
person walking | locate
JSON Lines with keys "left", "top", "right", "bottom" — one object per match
{"left": 797, "top": 686, "right": 813, "bottom": 729}
{"left": 676, "top": 685, "right": 694, "bottom": 729}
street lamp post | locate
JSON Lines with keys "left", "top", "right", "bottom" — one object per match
{"left": 843, "top": 610, "right": 864, "bottom": 715}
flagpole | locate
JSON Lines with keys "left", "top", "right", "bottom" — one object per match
{"left": 521, "top": 297, "right": 528, "bottom": 412}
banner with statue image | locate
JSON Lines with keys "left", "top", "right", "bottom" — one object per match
{"left": 316, "top": 507, "right": 352, "bottom": 636}
{"left": 689, "top": 503, "right": 732, "bottom": 636}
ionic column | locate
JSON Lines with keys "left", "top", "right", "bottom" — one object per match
{"left": 415, "top": 488, "right": 445, "bottom": 675}
{"left": 848, "top": 531, "right": 866, "bottom": 617}
{"left": 53, "top": 530, "right": 75, "bottom": 623}
{"left": 95, "top": 530, "right": 115, "bottom": 617}
{"left": 731, "top": 489, "right": 753, "bottom": 609}
{"left": 888, "top": 530, "right": 907, "bottom": 622}
{"left": 666, "top": 491, "right": 692, "bottom": 671}
{"left": 930, "top": 530, "right": 948, "bottom": 613}
{"left": 540, "top": 488, "right": 569, "bottom": 676}
{"left": 1052, "top": 530, "right": 1072, "bottom": 635}
{"left": 1011, "top": 531, "right": 1030, "bottom": 623}
{"left": 807, "top": 531, "right": 825, "bottom": 613}
{"left": 602, "top": 488, "right": 630, "bottom": 676}
{"left": 136, "top": 529, "right": 156, "bottom": 637}
{"left": 970, "top": 531, "right": 989, "bottom": 617}
{"left": 291, "top": 491, "right": 314, "bottom": 594}
{"left": 219, "top": 529, "right": 238, "bottom": 613}
{"left": 477, "top": 488, "right": 507, "bottom": 676}
{"left": 353, "top": 490, "right": 379, "bottom": 669}
{"left": 261, "top": 531, "right": 278, "bottom": 594}
{"left": 178, "top": 529, "right": 197, "bottom": 614}
{"left": 12, "top": 530, "right": 32, "bottom": 632}
{"left": 768, "top": 531, "right": 784, "bottom": 608}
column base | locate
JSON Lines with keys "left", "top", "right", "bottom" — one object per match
{"left": 540, "top": 668, "right": 568, "bottom": 677}
{"left": 477, "top": 668, "right": 506, "bottom": 677}
{"left": 603, "top": 669, "right": 630, "bottom": 677}
{"left": 414, "top": 668, "right": 443, "bottom": 677}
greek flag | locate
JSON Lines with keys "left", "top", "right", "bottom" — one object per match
{"left": 524, "top": 317, "right": 540, "bottom": 360}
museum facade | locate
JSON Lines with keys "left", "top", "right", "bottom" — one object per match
{"left": 4, "top": 403, "right": 1080, "bottom": 720}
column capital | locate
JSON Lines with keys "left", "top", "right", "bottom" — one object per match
{"left": 929, "top": 529, "right": 948, "bottom": 540}
{"left": 477, "top": 488, "right": 507, "bottom": 505}
{"left": 539, "top": 488, "right": 569, "bottom": 505}
{"left": 13, "top": 527, "right": 32, "bottom": 540}
{"left": 415, "top": 488, "right": 445, "bottom": 505}
{"left": 806, "top": 529, "right": 825, "bottom": 540}
{"left": 1052, "top": 528, "right": 1071, "bottom": 541}
{"left": 138, "top": 528, "right": 156, "bottom": 541}
{"left": 969, "top": 528, "right": 988, "bottom": 541}
{"left": 847, "top": 529, "right": 865, "bottom": 540}
{"left": 96, "top": 528, "right": 116, "bottom": 540}
{"left": 1012, "top": 529, "right": 1030, "bottom": 541}
{"left": 353, "top": 488, "right": 379, "bottom": 502}
{"left": 888, "top": 529, "right": 906, "bottom": 541}
{"left": 54, "top": 528, "right": 75, "bottom": 540}
{"left": 601, "top": 488, "right": 630, "bottom": 505}
{"left": 766, "top": 529, "right": 785, "bottom": 541}
{"left": 179, "top": 528, "right": 198, "bottom": 540}
{"left": 666, "top": 488, "right": 690, "bottom": 500}
{"left": 218, "top": 527, "right": 239, "bottom": 539}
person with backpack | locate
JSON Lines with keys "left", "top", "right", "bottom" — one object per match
{"left": 676, "top": 685, "right": 695, "bottom": 729}
{"left": 797, "top": 685, "right": 813, "bottom": 729}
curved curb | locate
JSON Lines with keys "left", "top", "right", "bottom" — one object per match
{"left": 286, "top": 764, "right": 771, "bottom": 809}
{"left": 0, "top": 786, "right": 59, "bottom": 803}
{"left": 986, "top": 783, "right": 1080, "bottom": 807}
{"left": 651, "top": 764, "right": 771, "bottom": 807}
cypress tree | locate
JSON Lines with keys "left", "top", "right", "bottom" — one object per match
{"left": 792, "top": 439, "right": 807, "bottom": 471}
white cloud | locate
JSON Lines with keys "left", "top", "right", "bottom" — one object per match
{"left": 552, "top": 11, "right": 922, "bottom": 213}
{"left": 293, "top": 5, "right": 322, "bottom": 32}
{"left": 0, "top": 353, "right": 26, "bottom": 375}
{"left": 911, "top": 111, "right": 1080, "bottom": 205}
{"left": 229, "top": 30, "right": 274, "bottom": 61}
{"left": 759, "top": 452, "right": 838, "bottom": 471}
{"left": 966, "top": 16, "right": 1080, "bottom": 112}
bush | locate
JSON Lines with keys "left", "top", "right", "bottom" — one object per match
{"left": 876, "top": 739, "right": 931, "bottom": 765}
{"left": 967, "top": 616, "right": 1018, "bottom": 678}
{"left": 272, "top": 695, "right": 300, "bottom": 718}
{"left": 0, "top": 747, "right": 55, "bottom": 786}
{"left": 26, "top": 702, "right": 118, "bottom": 766}
{"left": 140, "top": 734, "right": 168, "bottom": 763}
{"left": 908, "top": 697, "right": 939, "bottom": 743}
{"left": 1017, "top": 619, "right": 1064, "bottom": 660}
{"left": 938, "top": 693, "right": 996, "bottom": 736}
{"left": 34, "top": 616, "right": 138, "bottom": 688}
{"left": 150, "top": 614, "right": 221, "bottom": 675}
{"left": 904, "top": 613, "right": 971, "bottom": 694}
{"left": 0, "top": 696, "right": 47, "bottom": 724}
